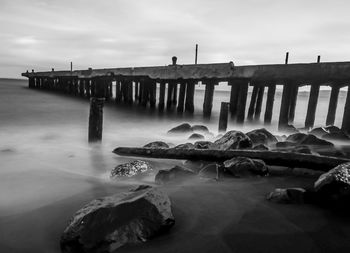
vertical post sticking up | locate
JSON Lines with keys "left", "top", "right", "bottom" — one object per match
{"left": 195, "top": 44, "right": 198, "bottom": 64}
{"left": 167, "top": 82, "right": 174, "bottom": 111}
{"left": 305, "top": 84, "right": 320, "bottom": 129}
{"left": 278, "top": 84, "right": 292, "bottom": 130}
{"left": 88, "top": 78, "right": 106, "bottom": 143}
{"left": 288, "top": 85, "right": 299, "bottom": 124}
{"left": 185, "top": 80, "right": 195, "bottom": 114}
{"left": 149, "top": 80, "right": 156, "bottom": 108}
{"left": 218, "top": 102, "right": 229, "bottom": 133}
{"left": 285, "top": 52, "right": 289, "bottom": 64}
{"left": 254, "top": 86, "right": 265, "bottom": 121}
{"left": 264, "top": 84, "right": 276, "bottom": 124}
{"left": 247, "top": 85, "right": 259, "bottom": 120}
{"left": 158, "top": 81, "right": 166, "bottom": 112}
{"left": 172, "top": 83, "right": 178, "bottom": 105}
{"left": 115, "top": 80, "right": 121, "bottom": 103}
{"left": 229, "top": 79, "right": 240, "bottom": 119}
{"left": 70, "top": 62, "right": 73, "bottom": 72}
{"left": 203, "top": 80, "right": 215, "bottom": 118}
{"left": 317, "top": 55, "right": 321, "bottom": 63}
{"left": 342, "top": 85, "right": 350, "bottom": 134}
{"left": 236, "top": 80, "right": 249, "bottom": 124}
{"left": 177, "top": 81, "right": 187, "bottom": 114}
{"left": 326, "top": 85, "right": 340, "bottom": 126}
{"left": 28, "top": 77, "right": 35, "bottom": 88}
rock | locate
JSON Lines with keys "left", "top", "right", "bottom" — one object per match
{"left": 275, "top": 141, "right": 297, "bottom": 149}
{"left": 246, "top": 128, "right": 278, "bottom": 146}
{"left": 155, "top": 166, "right": 196, "bottom": 184}
{"left": 300, "top": 134, "right": 334, "bottom": 147}
{"left": 167, "top": 123, "right": 192, "bottom": 134}
{"left": 183, "top": 160, "right": 209, "bottom": 173}
{"left": 143, "top": 141, "right": 169, "bottom": 149}
{"left": 325, "top": 125, "right": 342, "bottom": 134}
{"left": 191, "top": 125, "right": 209, "bottom": 134}
{"left": 286, "top": 133, "right": 308, "bottom": 143}
{"left": 174, "top": 143, "right": 195, "bottom": 149}
{"left": 198, "top": 163, "right": 221, "bottom": 180}
{"left": 188, "top": 133, "right": 205, "bottom": 140}
{"left": 194, "top": 141, "right": 213, "bottom": 149}
{"left": 309, "top": 127, "right": 328, "bottom": 137}
{"left": 314, "top": 162, "right": 350, "bottom": 203}
{"left": 292, "top": 145, "right": 313, "bottom": 154}
{"left": 253, "top": 144, "right": 269, "bottom": 150}
{"left": 323, "top": 132, "right": 350, "bottom": 141}
{"left": 267, "top": 188, "right": 306, "bottom": 204}
{"left": 60, "top": 186, "right": 175, "bottom": 253}
{"left": 213, "top": 130, "right": 253, "bottom": 150}
{"left": 223, "top": 157, "right": 268, "bottom": 177}
{"left": 111, "top": 160, "right": 153, "bottom": 179}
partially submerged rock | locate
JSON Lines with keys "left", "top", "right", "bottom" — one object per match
{"left": 253, "top": 144, "right": 269, "bottom": 150}
{"left": 60, "top": 186, "right": 175, "bottom": 253}
{"left": 191, "top": 125, "right": 209, "bottom": 134}
{"left": 188, "top": 133, "right": 205, "bottom": 140}
{"left": 174, "top": 143, "right": 195, "bottom": 149}
{"left": 300, "top": 134, "right": 333, "bottom": 147}
{"left": 223, "top": 157, "right": 268, "bottom": 177}
{"left": 155, "top": 166, "right": 196, "bottom": 184}
{"left": 286, "top": 133, "right": 308, "bottom": 143}
{"left": 323, "top": 131, "right": 350, "bottom": 141}
{"left": 111, "top": 160, "right": 153, "bottom": 179}
{"left": 309, "top": 127, "right": 328, "bottom": 137}
{"left": 144, "top": 141, "right": 169, "bottom": 149}
{"left": 167, "top": 123, "right": 192, "bottom": 134}
{"left": 267, "top": 188, "right": 306, "bottom": 204}
{"left": 213, "top": 130, "right": 252, "bottom": 150}
{"left": 246, "top": 128, "right": 277, "bottom": 146}
{"left": 194, "top": 141, "right": 213, "bottom": 149}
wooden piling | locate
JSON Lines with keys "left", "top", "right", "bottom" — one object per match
{"left": 158, "top": 81, "right": 166, "bottom": 112}
{"left": 79, "top": 79, "right": 85, "bottom": 97}
{"left": 203, "top": 80, "right": 215, "bottom": 118}
{"left": 134, "top": 81, "right": 139, "bottom": 101}
{"left": 177, "top": 81, "right": 187, "bottom": 114}
{"left": 138, "top": 82, "right": 143, "bottom": 104}
{"left": 185, "top": 80, "right": 195, "bottom": 114}
{"left": 128, "top": 80, "right": 133, "bottom": 105}
{"left": 172, "top": 83, "right": 178, "bottom": 105}
{"left": 288, "top": 85, "right": 299, "bottom": 124}
{"left": 86, "top": 79, "right": 91, "bottom": 98}
{"left": 341, "top": 85, "right": 350, "bottom": 134}
{"left": 167, "top": 82, "right": 174, "bottom": 110}
{"left": 247, "top": 85, "right": 259, "bottom": 120}
{"left": 218, "top": 102, "right": 229, "bottom": 132}
{"left": 254, "top": 86, "right": 265, "bottom": 121}
{"left": 149, "top": 80, "right": 156, "bottom": 108}
{"left": 264, "top": 84, "right": 276, "bottom": 124}
{"left": 305, "top": 84, "right": 320, "bottom": 129}
{"left": 278, "top": 84, "right": 292, "bottom": 130}
{"left": 229, "top": 80, "right": 240, "bottom": 119}
{"left": 236, "top": 80, "right": 249, "bottom": 124}
{"left": 326, "top": 85, "right": 340, "bottom": 126}
{"left": 29, "top": 77, "right": 34, "bottom": 88}
{"left": 115, "top": 80, "right": 121, "bottom": 103}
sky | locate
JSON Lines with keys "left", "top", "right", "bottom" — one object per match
{"left": 1, "top": 0, "right": 350, "bottom": 78}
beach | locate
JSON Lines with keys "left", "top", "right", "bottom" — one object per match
{"left": 1, "top": 78, "right": 350, "bottom": 253}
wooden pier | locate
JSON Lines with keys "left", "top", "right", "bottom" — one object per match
{"left": 22, "top": 60, "right": 350, "bottom": 133}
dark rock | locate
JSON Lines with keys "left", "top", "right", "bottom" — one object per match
{"left": 253, "top": 144, "right": 269, "bottom": 150}
{"left": 167, "top": 123, "right": 192, "bottom": 134}
{"left": 292, "top": 145, "right": 313, "bottom": 154}
{"left": 314, "top": 162, "right": 350, "bottom": 203}
{"left": 188, "top": 133, "right": 205, "bottom": 140}
{"left": 246, "top": 128, "right": 278, "bottom": 146}
{"left": 198, "top": 163, "right": 221, "bottom": 180}
{"left": 267, "top": 188, "right": 306, "bottom": 204}
{"left": 284, "top": 124, "right": 299, "bottom": 134}
{"left": 323, "top": 132, "right": 350, "bottom": 141}
{"left": 194, "top": 141, "right": 213, "bottom": 149}
{"left": 286, "top": 133, "right": 307, "bottom": 143}
{"left": 183, "top": 160, "right": 209, "bottom": 173}
{"left": 213, "top": 130, "right": 253, "bottom": 150}
{"left": 174, "top": 143, "right": 195, "bottom": 149}
{"left": 60, "top": 186, "right": 175, "bottom": 253}
{"left": 111, "top": 160, "right": 153, "bottom": 179}
{"left": 143, "top": 141, "right": 169, "bottom": 149}
{"left": 223, "top": 157, "right": 268, "bottom": 177}
{"left": 300, "top": 134, "right": 334, "bottom": 147}
{"left": 275, "top": 141, "right": 297, "bottom": 149}
{"left": 309, "top": 127, "right": 328, "bottom": 137}
{"left": 155, "top": 166, "right": 196, "bottom": 184}
{"left": 325, "top": 125, "right": 342, "bottom": 134}
{"left": 191, "top": 125, "right": 209, "bottom": 134}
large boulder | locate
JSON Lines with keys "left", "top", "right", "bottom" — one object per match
{"left": 143, "top": 141, "right": 169, "bottom": 149}
{"left": 223, "top": 157, "right": 268, "bottom": 177}
{"left": 246, "top": 128, "right": 278, "bottom": 146}
{"left": 323, "top": 131, "right": 350, "bottom": 141}
{"left": 314, "top": 162, "right": 350, "bottom": 203}
{"left": 253, "top": 144, "right": 269, "bottom": 150}
{"left": 155, "top": 166, "right": 196, "bottom": 184}
{"left": 188, "top": 133, "right": 205, "bottom": 140}
{"left": 213, "top": 131, "right": 253, "bottom": 150}
{"left": 286, "top": 133, "right": 308, "bottom": 143}
{"left": 191, "top": 125, "right": 209, "bottom": 134}
{"left": 267, "top": 188, "right": 306, "bottom": 204}
{"left": 60, "top": 186, "right": 175, "bottom": 253}
{"left": 309, "top": 127, "right": 328, "bottom": 137}
{"left": 167, "top": 123, "right": 192, "bottom": 134}
{"left": 325, "top": 125, "right": 341, "bottom": 134}
{"left": 111, "top": 160, "right": 153, "bottom": 179}
{"left": 174, "top": 143, "right": 195, "bottom": 149}
{"left": 194, "top": 141, "right": 213, "bottom": 149}
{"left": 300, "top": 134, "right": 334, "bottom": 147}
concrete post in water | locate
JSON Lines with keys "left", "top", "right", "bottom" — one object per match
{"left": 254, "top": 86, "right": 265, "bottom": 121}
{"left": 79, "top": 79, "right": 85, "bottom": 97}
{"left": 115, "top": 80, "right": 121, "bottom": 103}
{"left": 128, "top": 80, "right": 133, "bottom": 105}
{"left": 203, "top": 80, "right": 216, "bottom": 118}
{"left": 247, "top": 85, "right": 259, "bottom": 120}
{"left": 158, "top": 81, "right": 166, "bottom": 112}
{"left": 236, "top": 80, "right": 249, "bottom": 124}
{"left": 134, "top": 81, "right": 139, "bottom": 101}
{"left": 88, "top": 78, "right": 106, "bottom": 143}
{"left": 305, "top": 83, "right": 320, "bottom": 129}
{"left": 86, "top": 79, "right": 91, "bottom": 98}
{"left": 167, "top": 81, "right": 174, "bottom": 110}
{"left": 138, "top": 81, "right": 143, "bottom": 104}
{"left": 288, "top": 85, "right": 299, "bottom": 124}
{"left": 278, "top": 83, "right": 292, "bottom": 130}
{"left": 185, "top": 80, "right": 195, "bottom": 114}
{"left": 264, "top": 84, "right": 276, "bottom": 124}
{"left": 218, "top": 102, "right": 229, "bottom": 133}
{"left": 229, "top": 79, "right": 240, "bottom": 119}
{"left": 172, "top": 83, "right": 178, "bottom": 105}
{"left": 28, "top": 77, "right": 35, "bottom": 88}
{"left": 326, "top": 85, "right": 340, "bottom": 126}
{"left": 177, "top": 81, "right": 187, "bottom": 114}
{"left": 149, "top": 80, "right": 156, "bottom": 108}
{"left": 341, "top": 85, "right": 350, "bottom": 134}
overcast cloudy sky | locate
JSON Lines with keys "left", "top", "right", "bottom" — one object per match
{"left": 1, "top": 0, "right": 350, "bottom": 78}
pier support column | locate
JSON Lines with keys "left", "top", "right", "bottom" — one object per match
{"left": 185, "top": 80, "right": 195, "bottom": 114}
{"left": 203, "top": 80, "right": 216, "bottom": 118}
{"left": 264, "top": 84, "right": 276, "bottom": 124}
{"left": 177, "top": 81, "right": 187, "bottom": 114}
{"left": 86, "top": 79, "right": 91, "bottom": 98}
{"left": 167, "top": 82, "right": 174, "bottom": 111}
{"left": 254, "top": 86, "right": 265, "bottom": 121}
{"left": 134, "top": 81, "right": 139, "bottom": 101}
{"left": 79, "top": 79, "right": 85, "bottom": 97}
{"left": 219, "top": 102, "right": 229, "bottom": 133}
{"left": 115, "top": 80, "right": 121, "bottom": 103}
{"left": 127, "top": 80, "right": 133, "bottom": 105}
{"left": 138, "top": 82, "right": 143, "bottom": 105}
{"left": 305, "top": 84, "right": 320, "bottom": 129}
{"left": 172, "top": 83, "right": 178, "bottom": 105}
{"left": 149, "top": 80, "right": 156, "bottom": 108}
{"left": 247, "top": 85, "right": 259, "bottom": 120}
{"left": 278, "top": 84, "right": 292, "bottom": 130}
{"left": 29, "top": 77, "right": 35, "bottom": 88}
{"left": 158, "top": 81, "right": 166, "bottom": 112}
{"left": 288, "top": 85, "right": 299, "bottom": 124}
{"left": 341, "top": 85, "right": 350, "bottom": 134}
{"left": 229, "top": 79, "right": 240, "bottom": 119}
{"left": 326, "top": 85, "right": 340, "bottom": 126}
{"left": 236, "top": 80, "right": 249, "bottom": 124}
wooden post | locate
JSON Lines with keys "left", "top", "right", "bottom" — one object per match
{"left": 172, "top": 83, "right": 178, "bottom": 105}
{"left": 285, "top": 52, "right": 289, "bottom": 64}
{"left": 138, "top": 82, "right": 143, "bottom": 104}
{"left": 88, "top": 78, "right": 106, "bottom": 143}
{"left": 288, "top": 85, "right": 299, "bottom": 124}
{"left": 326, "top": 85, "right": 340, "bottom": 126}
{"left": 203, "top": 80, "right": 215, "bottom": 118}
{"left": 341, "top": 85, "right": 350, "bottom": 134}
{"left": 134, "top": 81, "right": 139, "bottom": 101}
{"left": 236, "top": 80, "right": 249, "bottom": 124}
{"left": 149, "top": 80, "right": 156, "bottom": 108}
{"left": 229, "top": 80, "right": 240, "bottom": 119}
{"left": 128, "top": 80, "right": 133, "bottom": 105}
{"left": 254, "top": 86, "right": 265, "bottom": 121}
{"left": 28, "top": 77, "right": 34, "bottom": 88}
{"left": 115, "top": 80, "right": 121, "bottom": 103}
{"left": 177, "top": 81, "right": 187, "bottom": 114}
{"left": 185, "top": 80, "right": 195, "bottom": 114}
{"left": 278, "top": 84, "right": 292, "bottom": 130}
{"left": 218, "top": 102, "right": 229, "bottom": 133}
{"left": 167, "top": 82, "right": 174, "bottom": 110}
{"left": 195, "top": 44, "right": 198, "bottom": 64}
{"left": 305, "top": 84, "right": 320, "bottom": 129}
{"left": 79, "top": 79, "right": 85, "bottom": 97}
{"left": 158, "top": 81, "right": 166, "bottom": 112}
{"left": 142, "top": 81, "right": 149, "bottom": 107}
{"left": 264, "top": 84, "right": 276, "bottom": 124}
{"left": 247, "top": 85, "right": 259, "bottom": 120}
